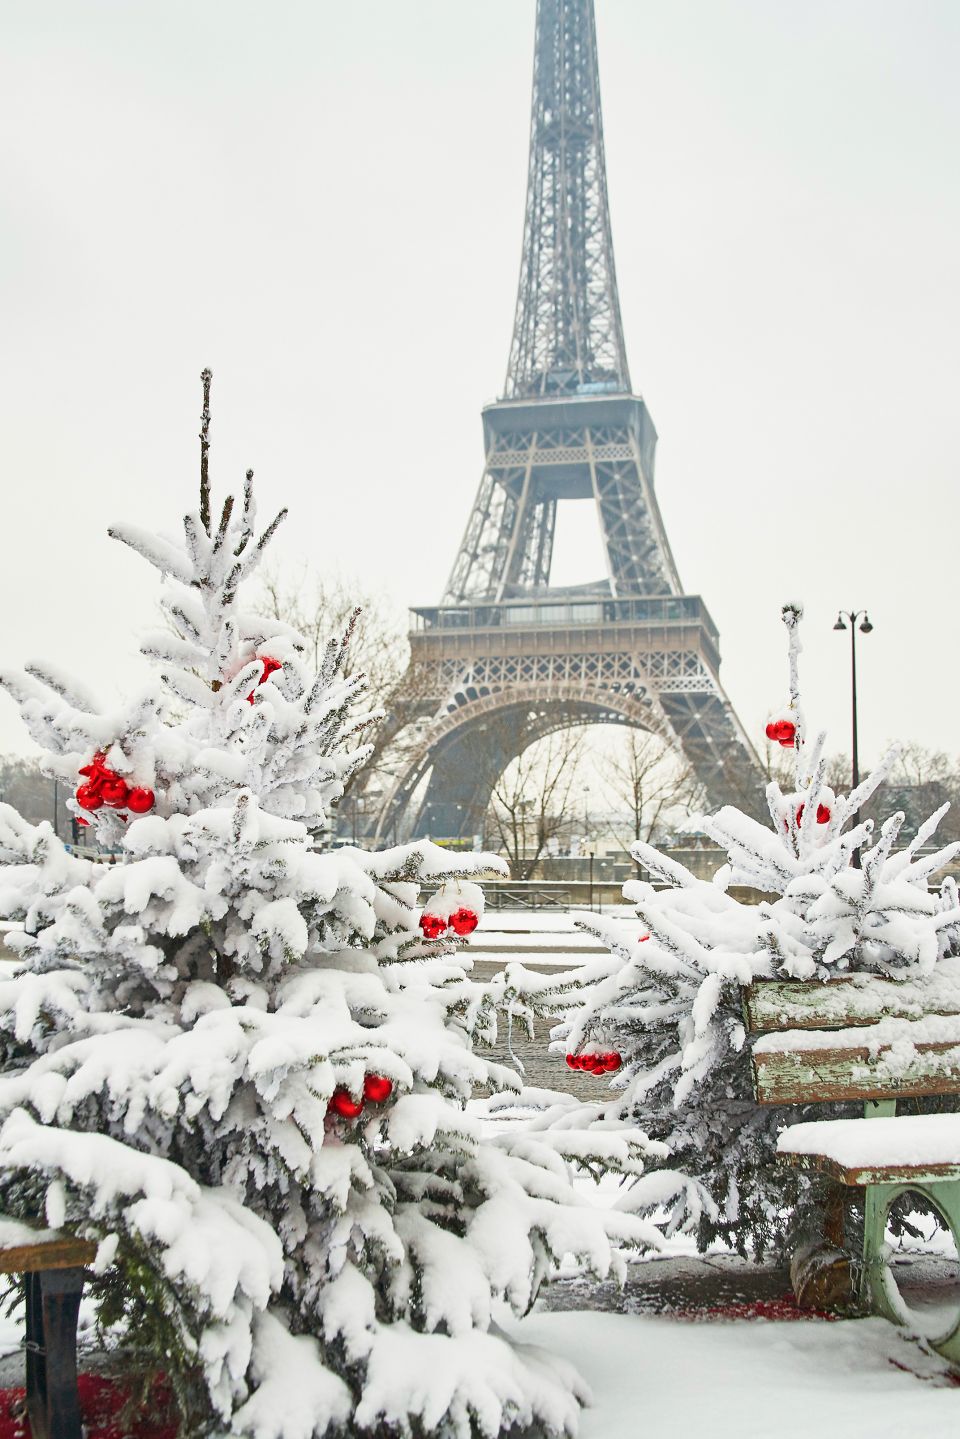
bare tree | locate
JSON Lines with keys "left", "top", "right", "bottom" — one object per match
{"left": 761, "top": 739, "right": 960, "bottom": 846}
{"left": 486, "top": 728, "right": 586, "bottom": 880}
{"left": 600, "top": 729, "right": 702, "bottom": 848}
{"left": 256, "top": 565, "right": 410, "bottom": 806}
{"left": 866, "top": 742, "right": 960, "bottom": 843}
{"left": 258, "top": 564, "right": 407, "bottom": 693}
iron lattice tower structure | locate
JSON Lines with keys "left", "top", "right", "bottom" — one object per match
{"left": 373, "top": 0, "right": 761, "bottom": 843}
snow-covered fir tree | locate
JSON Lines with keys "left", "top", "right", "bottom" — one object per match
{"left": 0, "top": 373, "right": 667, "bottom": 1439}
{"left": 502, "top": 604, "right": 960, "bottom": 1259}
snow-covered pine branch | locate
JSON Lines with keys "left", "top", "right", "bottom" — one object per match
{"left": 502, "top": 603, "right": 960, "bottom": 1260}
{"left": 0, "top": 373, "right": 666, "bottom": 1439}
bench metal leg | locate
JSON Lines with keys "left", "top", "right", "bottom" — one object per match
{"left": 25, "top": 1266, "right": 85, "bottom": 1439}
{"left": 861, "top": 1179, "right": 960, "bottom": 1366}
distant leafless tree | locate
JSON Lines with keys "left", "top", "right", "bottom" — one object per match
{"left": 258, "top": 564, "right": 407, "bottom": 691}
{"left": 866, "top": 742, "right": 960, "bottom": 844}
{"left": 256, "top": 565, "right": 410, "bottom": 804}
{"left": 762, "top": 738, "right": 960, "bottom": 846}
{"left": 486, "top": 728, "right": 586, "bottom": 880}
{"left": 761, "top": 739, "right": 850, "bottom": 795}
{"left": 600, "top": 729, "right": 702, "bottom": 848}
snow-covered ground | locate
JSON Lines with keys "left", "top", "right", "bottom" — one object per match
{"left": 472, "top": 905, "right": 635, "bottom": 968}
{"left": 511, "top": 1309, "right": 958, "bottom": 1439}
{"left": 478, "top": 910, "right": 593, "bottom": 933}
{"left": 3, "top": 1291, "right": 953, "bottom": 1437}
{"left": 497, "top": 1126, "right": 960, "bottom": 1436}
{"left": 1, "top": 906, "right": 956, "bottom": 1433}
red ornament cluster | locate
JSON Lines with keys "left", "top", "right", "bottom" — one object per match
{"left": 419, "top": 908, "right": 479, "bottom": 940}
{"left": 796, "top": 802, "right": 831, "bottom": 827}
{"left": 765, "top": 719, "right": 797, "bottom": 748}
{"left": 246, "top": 656, "right": 282, "bottom": 704}
{"left": 566, "top": 1051, "right": 622, "bottom": 1074}
{"left": 75, "top": 753, "right": 154, "bottom": 818}
{"left": 327, "top": 1073, "right": 394, "bottom": 1120}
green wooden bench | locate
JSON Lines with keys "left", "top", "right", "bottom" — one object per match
{"left": 745, "top": 972, "right": 960, "bottom": 1362}
{"left": 0, "top": 1220, "right": 96, "bottom": 1439}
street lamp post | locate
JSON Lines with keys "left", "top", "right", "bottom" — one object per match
{"left": 834, "top": 609, "right": 874, "bottom": 868}
{"left": 833, "top": 610, "right": 874, "bottom": 789}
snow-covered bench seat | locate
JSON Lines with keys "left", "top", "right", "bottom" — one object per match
{"left": 744, "top": 976, "right": 960, "bottom": 1363}
{"left": 778, "top": 1113, "right": 960, "bottom": 1187}
{"left": 0, "top": 1218, "right": 96, "bottom": 1439}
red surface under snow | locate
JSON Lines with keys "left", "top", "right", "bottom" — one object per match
{"left": 0, "top": 1373, "right": 178, "bottom": 1438}
{"left": 675, "top": 1296, "right": 837, "bottom": 1323}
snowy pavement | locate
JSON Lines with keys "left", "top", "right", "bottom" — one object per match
{"left": 471, "top": 905, "right": 636, "bottom": 967}
{"left": 1, "top": 1263, "right": 955, "bottom": 1439}
{"left": 512, "top": 1308, "right": 958, "bottom": 1439}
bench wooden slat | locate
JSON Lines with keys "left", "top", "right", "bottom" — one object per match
{"left": 745, "top": 972, "right": 960, "bottom": 1035}
{"left": 0, "top": 1237, "right": 96, "bottom": 1275}
{"left": 779, "top": 1149, "right": 960, "bottom": 1186}
{"left": 752, "top": 1041, "right": 960, "bottom": 1105}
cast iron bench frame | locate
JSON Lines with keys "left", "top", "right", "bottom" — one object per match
{"left": 744, "top": 973, "right": 960, "bottom": 1363}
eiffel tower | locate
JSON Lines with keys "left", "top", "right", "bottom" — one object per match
{"left": 373, "top": 0, "right": 761, "bottom": 844}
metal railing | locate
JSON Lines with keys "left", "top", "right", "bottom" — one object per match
{"left": 410, "top": 594, "right": 716, "bottom": 637}
{"left": 483, "top": 879, "right": 631, "bottom": 911}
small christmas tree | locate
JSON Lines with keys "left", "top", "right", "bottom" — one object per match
{"left": 504, "top": 603, "right": 960, "bottom": 1258}
{"left": 0, "top": 374, "right": 665, "bottom": 1438}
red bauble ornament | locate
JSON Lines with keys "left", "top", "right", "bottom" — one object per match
{"left": 127, "top": 787, "right": 155, "bottom": 814}
{"left": 327, "top": 1088, "right": 364, "bottom": 1119}
{"left": 363, "top": 1075, "right": 393, "bottom": 1104}
{"left": 76, "top": 784, "right": 104, "bottom": 812}
{"left": 246, "top": 656, "right": 283, "bottom": 704}
{"left": 419, "top": 914, "right": 446, "bottom": 940}
{"left": 797, "top": 801, "right": 831, "bottom": 828}
{"left": 565, "top": 1053, "right": 578, "bottom": 1069}
{"left": 79, "top": 751, "right": 109, "bottom": 783}
{"left": 100, "top": 777, "right": 130, "bottom": 808}
{"left": 602, "top": 1052, "right": 622, "bottom": 1072}
{"left": 777, "top": 721, "right": 797, "bottom": 747}
{"left": 449, "top": 907, "right": 479, "bottom": 937}
{"left": 764, "top": 722, "right": 779, "bottom": 741}
{"left": 76, "top": 817, "right": 89, "bottom": 827}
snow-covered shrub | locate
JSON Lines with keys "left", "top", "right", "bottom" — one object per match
{"left": 0, "top": 373, "right": 665, "bottom": 1439}
{"left": 503, "top": 604, "right": 960, "bottom": 1259}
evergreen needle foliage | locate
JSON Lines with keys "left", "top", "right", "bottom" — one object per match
{"left": 502, "top": 604, "right": 960, "bottom": 1260}
{"left": 0, "top": 374, "right": 665, "bottom": 1438}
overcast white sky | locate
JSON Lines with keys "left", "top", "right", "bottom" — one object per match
{"left": 1, "top": 0, "right": 958, "bottom": 768}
